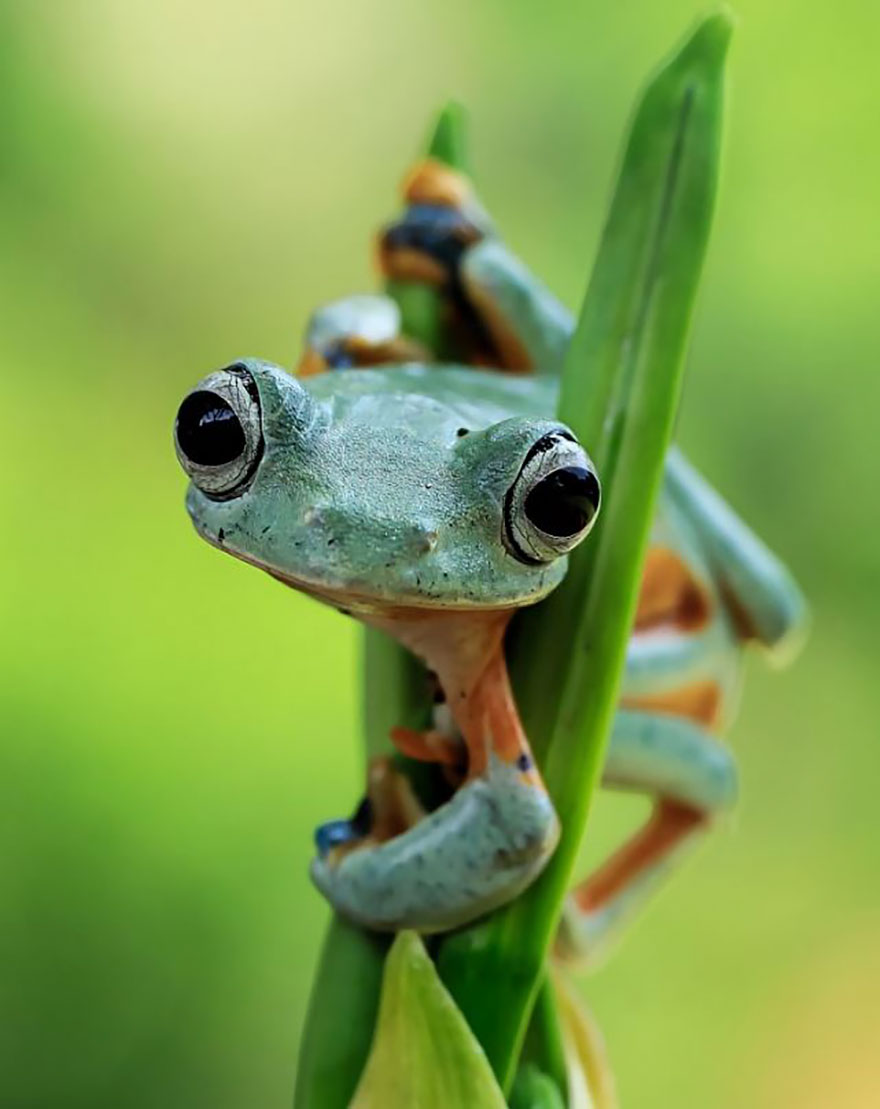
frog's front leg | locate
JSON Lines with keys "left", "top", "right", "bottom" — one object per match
{"left": 555, "top": 709, "right": 737, "bottom": 969}
{"left": 310, "top": 613, "right": 560, "bottom": 933}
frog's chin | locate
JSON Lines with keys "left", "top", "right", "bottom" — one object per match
{"left": 196, "top": 526, "right": 537, "bottom": 616}
{"left": 265, "top": 559, "right": 531, "bottom": 616}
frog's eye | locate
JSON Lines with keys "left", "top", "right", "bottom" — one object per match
{"left": 174, "top": 365, "right": 263, "bottom": 499}
{"left": 504, "top": 432, "right": 601, "bottom": 564}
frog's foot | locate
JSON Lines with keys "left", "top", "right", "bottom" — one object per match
{"left": 314, "top": 755, "right": 426, "bottom": 862}
{"left": 379, "top": 202, "right": 484, "bottom": 288}
{"left": 296, "top": 294, "right": 431, "bottom": 378}
{"left": 310, "top": 753, "right": 559, "bottom": 933}
{"left": 314, "top": 797, "right": 374, "bottom": 857}
{"left": 379, "top": 200, "right": 508, "bottom": 366}
{"left": 378, "top": 159, "right": 488, "bottom": 287}
{"left": 379, "top": 164, "right": 568, "bottom": 372}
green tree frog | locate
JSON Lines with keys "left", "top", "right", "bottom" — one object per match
{"left": 174, "top": 159, "right": 807, "bottom": 964}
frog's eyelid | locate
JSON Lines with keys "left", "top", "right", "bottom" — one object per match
{"left": 519, "top": 428, "right": 577, "bottom": 468}
{"left": 220, "top": 362, "right": 262, "bottom": 406}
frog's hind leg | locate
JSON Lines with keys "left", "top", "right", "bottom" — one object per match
{"left": 295, "top": 293, "right": 431, "bottom": 378}
{"left": 556, "top": 709, "right": 737, "bottom": 969}
{"left": 379, "top": 163, "right": 573, "bottom": 373}
{"left": 663, "top": 447, "right": 810, "bottom": 662}
{"left": 458, "top": 239, "right": 573, "bottom": 374}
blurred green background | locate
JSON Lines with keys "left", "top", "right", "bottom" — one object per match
{"left": 1, "top": 1, "right": 878, "bottom": 1106}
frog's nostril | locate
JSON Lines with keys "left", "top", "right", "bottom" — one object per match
{"left": 176, "top": 390, "right": 246, "bottom": 466}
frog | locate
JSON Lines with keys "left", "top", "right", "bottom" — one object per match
{"left": 173, "top": 157, "right": 807, "bottom": 962}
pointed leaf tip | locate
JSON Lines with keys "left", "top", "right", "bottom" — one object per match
{"left": 678, "top": 9, "right": 735, "bottom": 70}
{"left": 427, "top": 100, "right": 470, "bottom": 172}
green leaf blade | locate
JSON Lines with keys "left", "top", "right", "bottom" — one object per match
{"left": 437, "top": 12, "right": 733, "bottom": 1086}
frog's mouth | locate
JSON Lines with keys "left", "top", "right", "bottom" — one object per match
{"left": 189, "top": 508, "right": 540, "bottom": 616}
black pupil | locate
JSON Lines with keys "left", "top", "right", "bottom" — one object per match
{"left": 524, "top": 466, "right": 600, "bottom": 538}
{"left": 176, "top": 391, "right": 246, "bottom": 467}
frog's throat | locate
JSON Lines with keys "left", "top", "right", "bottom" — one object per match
{"left": 364, "top": 606, "right": 538, "bottom": 782}
{"left": 201, "top": 526, "right": 541, "bottom": 778}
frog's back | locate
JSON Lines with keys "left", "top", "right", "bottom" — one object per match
{"left": 302, "top": 363, "right": 559, "bottom": 432}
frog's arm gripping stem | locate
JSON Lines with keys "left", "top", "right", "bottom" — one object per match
{"left": 310, "top": 618, "right": 560, "bottom": 933}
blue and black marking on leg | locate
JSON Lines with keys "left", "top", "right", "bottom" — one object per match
{"left": 314, "top": 796, "right": 373, "bottom": 857}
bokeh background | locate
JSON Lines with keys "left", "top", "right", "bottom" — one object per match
{"left": 2, "top": 1, "right": 878, "bottom": 1106}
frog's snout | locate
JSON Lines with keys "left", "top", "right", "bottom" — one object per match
{"left": 174, "top": 364, "right": 265, "bottom": 500}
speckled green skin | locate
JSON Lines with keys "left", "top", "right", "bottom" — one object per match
{"left": 185, "top": 360, "right": 569, "bottom": 613}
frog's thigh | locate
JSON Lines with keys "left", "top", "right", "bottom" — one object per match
{"left": 556, "top": 710, "right": 737, "bottom": 969}
{"left": 461, "top": 238, "right": 572, "bottom": 374}
{"left": 310, "top": 753, "right": 559, "bottom": 933}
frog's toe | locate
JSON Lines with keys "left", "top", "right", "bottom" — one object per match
{"left": 314, "top": 797, "right": 373, "bottom": 858}
{"left": 309, "top": 755, "right": 559, "bottom": 933}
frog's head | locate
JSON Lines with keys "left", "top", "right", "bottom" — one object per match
{"left": 174, "top": 359, "right": 600, "bottom": 613}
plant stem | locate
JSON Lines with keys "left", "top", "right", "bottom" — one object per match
{"left": 293, "top": 917, "right": 387, "bottom": 1108}
{"left": 293, "top": 102, "right": 470, "bottom": 1109}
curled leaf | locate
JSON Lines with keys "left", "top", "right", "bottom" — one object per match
{"left": 554, "top": 971, "right": 618, "bottom": 1109}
